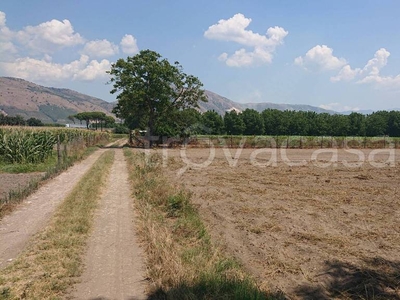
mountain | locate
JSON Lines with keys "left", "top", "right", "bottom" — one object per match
{"left": 199, "top": 90, "right": 244, "bottom": 113}
{"left": 200, "top": 90, "right": 335, "bottom": 115}
{"left": 1, "top": 77, "right": 369, "bottom": 123}
{"left": 0, "top": 77, "right": 115, "bottom": 123}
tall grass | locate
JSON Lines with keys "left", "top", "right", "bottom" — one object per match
{"left": 124, "top": 149, "right": 281, "bottom": 299}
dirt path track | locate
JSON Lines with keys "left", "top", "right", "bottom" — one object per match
{"left": 0, "top": 149, "right": 107, "bottom": 269}
{"left": 70, "top": 149, "right": 147, "bottom": 300}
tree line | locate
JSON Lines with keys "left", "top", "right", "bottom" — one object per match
{"left": 68, "top": 112, "right": 115, "bottom": 130}
{"left": 0, "top": 115, "right": 44, "bottom": 126}
{"left": 0, "top": 111, "right": 115, "bottom": 130}
{"left": 108, "top": 50, "right": 400, "bottom": 139}
{"left": 147, "top": 108, "right": 400, "bottom": 138}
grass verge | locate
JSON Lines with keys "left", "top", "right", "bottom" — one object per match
{"left": 0, "top": 150, "right": 115, "bottom": 299}
{"left": 124, "top": 149, "right": 282, "bottom": 300}
{"left": 0, "top": 146, "right": 100, "bottom": 219}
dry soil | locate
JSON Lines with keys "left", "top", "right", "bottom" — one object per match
{"left": 163, "top": 148, "right": 400, "bottom": 299}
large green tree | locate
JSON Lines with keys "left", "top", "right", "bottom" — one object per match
{"left": 224, "top": 110, "right": 245, "bottom": 135}
{"left": 242, "top": 109, "right": 264, "bottom": 135}
{"left": 108, "top": 50, "right": 207, "bottom": 140}
{"left": 201, "top": 110, "right": 225, "bottom": 134}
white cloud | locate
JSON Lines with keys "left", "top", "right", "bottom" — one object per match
{"left": 16, "top": 19, "right": 85, "bottom": 53}
{"left": 82, "top": 39, "right": 119, "bottom": 58}
{"left": 297, "top": 45, "right": 400, "bottom": 90}
{"left": 0, "top": 11, "right": 6, "bottom": 27}
{"left": 331, "top": 48, "right": 400, "bottom": 89}
{"left": 0, "top": 11, "right": 143, "bottom": 87}
{"left": 0, "top": 55, "right": 110, "bottom": 82}
{"left": 358, "top": 74, "right": 400, "bottom": 89}
{"left": 120, "top": 34, "right": 139, "bottom": 55}
{"left": 319, "top": 102, "right": 360, "bottom": 112}
{"left": 74, "top": 59, "right": 111, "bottom": 81}
{"left": 362, "top": 48, "right": 390, "bottom": 75}
{"left": 204, "top": 13, "right": 288, "bottom": 67}
{"left": 294, "top": 45, "right": 347, "bottom": 71}
{"left": 330, "top": 65, "right": 361, "bottom": 82}
{"left": 0, "top": 41, "right": 17, "bottom": 54}
{"left": 0, "top": 12, "right": 17, "bottom": 60}
{"left": 0, "top": 11, "right": 13, "bottom": 42}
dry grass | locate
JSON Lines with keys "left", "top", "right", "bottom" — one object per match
{"left": 124, "top": 149, "right": 279, "bottom": 299}
{"left": 0, "top": 150, "right": 114, "bottom": 299}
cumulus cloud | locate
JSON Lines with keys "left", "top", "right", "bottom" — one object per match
{"left": 74, "top": 59, "right": 111, "bottom": 81}
{"left": 0, "top": 11, "right": 17, "bottom": 60}
{"left": 294, "top": 45, "right": 347, "bottom": 71}
{"left": 358, "top": 74, "right": 400, "bottom": 89}
{"left": 16, "top": 18, "right": 85, "bottom": 53}
{"left": 296, "top": 44, "right": 400, "bottom": 90}
{"left": 120, "top": 34, "right": 139, "bottom": 55}
{"left": 0, "top": 55, "right": 110, "bottom": 82}
{"left": 0, "top": 11, "right": 13, "bottom": 41}
{"left": 330, "top": 65, "right": 361, "bottom": 82}
{"left": 319, "top": 102, "right": 360, "bottom": 112}
{"left": 0, "top": 41, "right": 17, "bottom": 53}
{"left": 331, "top": 48, "right": 400, "bottom": 89}
{"left": 82, "top": 39, "right": 119, "bottom": 58}
{"left": 362, "top": 48, "right": 390, "bottom": 75}
{"left": 0, "top": 11, "right": 6, "bottom": 27}
{"left": 0, "top": 11, "right": 143, "bottom": 86}
{"left": 204, "top": 13, "right": 288, "bottom": 67}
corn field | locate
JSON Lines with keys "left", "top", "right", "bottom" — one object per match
{"left": 0, "top": 127, "right": 110, "bottom": 164}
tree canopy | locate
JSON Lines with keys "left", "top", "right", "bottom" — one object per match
{"left": 71, "top": 112, "right": 114, "bottom": 130}
{"left": 108, "top": 50, "right": 207, "bottom": 139}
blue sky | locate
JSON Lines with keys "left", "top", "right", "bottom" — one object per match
{"left": 1, "top": 0, "right": 399, "bottom": 111}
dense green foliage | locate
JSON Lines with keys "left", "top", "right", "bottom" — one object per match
{"left": 69, "top": 111, "right": 115, "bottom": 130}
{"left": 0, "top": 129, "right": 55, "bottom": 164}
{"left": 171, "top": 109, "right": 400, "bottom": 137}
{"left": 108, "top": 50, "right": 207, "bottom": 140}
{"left": 0, "top": 115, "right": 44, "bottom": 126}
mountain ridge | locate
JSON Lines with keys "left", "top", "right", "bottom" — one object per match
{"left": 0, "top": 77, "right": 114, "bottom": 123}
{"left": 0, "top": 77, "right": 385, "bottom": 123}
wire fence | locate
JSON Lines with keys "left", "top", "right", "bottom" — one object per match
{"left": 187, "top": 135, "right": 400, "bottom": 149}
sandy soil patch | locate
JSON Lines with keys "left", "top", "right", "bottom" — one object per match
{"left": 162, "top": 148, "right": 400, "bottom": 299}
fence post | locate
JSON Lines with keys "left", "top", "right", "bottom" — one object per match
{"left": 57, "top": 135, "right": 61, "bottom": 165}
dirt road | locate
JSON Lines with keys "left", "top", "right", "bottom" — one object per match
{"left": 70, "top": 149, "right": 147, "bottom": 300}
{"left": 0, "top": 149, "right": 108, "bottom": 269}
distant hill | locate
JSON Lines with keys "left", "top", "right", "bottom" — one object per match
{"left": 200, "top": 90, "right": 335, "bottom": 115}
{"left": 1, "top": 77, "right": 373, "bottom": 123}
{"left": 0, "top": 77, "right": 115, "bottom": 123}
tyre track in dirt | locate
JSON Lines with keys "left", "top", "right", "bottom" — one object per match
{"left": 70, "top": 149, "right": 147, "bottom": 300}
{"left": 0, "top": 149, "right": 107, "bottom": 269}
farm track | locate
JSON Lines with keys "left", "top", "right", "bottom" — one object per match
{"left": 0, "top": 148, "right": 108, "bottom": 269}
{"left": 70, "top": 149, "right": 147, "bottom": 299}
